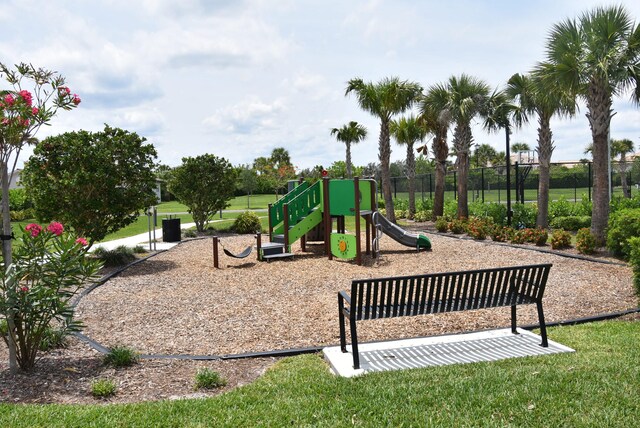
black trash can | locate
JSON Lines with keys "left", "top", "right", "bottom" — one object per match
{"left": 162, "top": 218, "right": 181, "bottom": 242}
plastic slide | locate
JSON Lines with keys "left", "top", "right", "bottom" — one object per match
{"left": 372, "top": 211, "right": 431, "bottom": 250}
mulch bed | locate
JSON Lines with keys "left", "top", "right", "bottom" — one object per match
{"left": 1, "top": 226, "right": 637, "bottom": 404}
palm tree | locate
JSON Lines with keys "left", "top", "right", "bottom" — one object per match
{"left": 506, "top": 72, "right": 576, "bottom": 228}
{"left": 390, "top": 115, "right": 428, "bottom": 219}
{"left": 611, "top": 139, "right": 635, "bottom": 198}
{"left": 446, "top": 74, "right": 491, "bottom": 219}
{"left": 539, "top": 5, "right": 640, "bottom": 244}
{"left": 330, "top": 121, "right": 367, "bottom": 179}
{"left": 418, "top": 84, "right": 451, "bottom": 220}
{"left": 345, "top": 77, "right": 423, "bottom": 223}
{"left": 472, "top": 144, "right": 499, "bottom": 167}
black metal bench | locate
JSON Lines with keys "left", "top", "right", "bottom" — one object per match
{"left": 338, "top": 264, "right": 552, "bottom": 369}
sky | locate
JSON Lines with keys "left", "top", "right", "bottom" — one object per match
{"left": 2, "top": 0, "right": 640, "bottom": 171}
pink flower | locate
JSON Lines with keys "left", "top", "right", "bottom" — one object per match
{"left": 58, "top": 86, "right": 71, "bottom": 95}
{"left": 31, "top": 107, "right": 39, "bottom": 115}
{"left": 20, "top": 286, "right": 29, "bottom": 293}
{"left": 21, "top": 118, "right": 30, "bottom": 127}
{"left": 25, "top": 223, "right": 42, "bottom": 237}
{"left": 75, "top": 237, "right": 88, "bottom": 246}
{"left": 3, "top": 94, "right": 14, "bottom": 106}
{"left": 18, "top": 90, "right": 32, "bottom": 106}
{"left": 72, "top": 94, "right": 81, "bottom": 105}
{"left": 47, "top": 221, "right": 64, "bottom": 236}
{"left": 1, "top": 118, "right": 9, "bottom": 126}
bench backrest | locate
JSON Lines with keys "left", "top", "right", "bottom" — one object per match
{"left": 349, "top": 264, "right": 551, "bottom": 321}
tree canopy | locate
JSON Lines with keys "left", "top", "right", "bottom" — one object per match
{"left": 169, "top": 154, "right": 237, "bottom": 232}
{"left": 22, "top": 125, "right": 158, "bottom": 244}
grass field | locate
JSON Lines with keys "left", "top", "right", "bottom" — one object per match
{"left": 0, "top": 321, "right": 638, "bottom": 427}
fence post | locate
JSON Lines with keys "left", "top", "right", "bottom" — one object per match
{"left": 453, "top": 171, "right": 457, "bottom": 200}
{"left": 393, "top": 177, "right": 397, "bottom": 199}
{"left": 481, "top": 168, "right": 485, "bottom": 203}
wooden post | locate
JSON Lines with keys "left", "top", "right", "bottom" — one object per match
{"left": 213, "top": 236, "right": 219, "bottom": 269}
{"left": 255, "top": 232, "right": 262, "bottom": 261}
{"left": 354, "top": 177, "right": 362, "bottom": 266}
{"left": 268, "top": 203, "right": 273, "bottom": 241}
{"left": 323, "top": 177, "right": 332, "bottom": 260}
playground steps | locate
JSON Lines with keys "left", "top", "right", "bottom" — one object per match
{"left": 261, "top": 241, "right": 294, "bottom": 261}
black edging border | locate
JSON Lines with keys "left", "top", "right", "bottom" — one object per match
{"left": 71, "top": 234, "right": 639, "bottom": 361}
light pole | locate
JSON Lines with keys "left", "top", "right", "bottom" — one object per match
{"left": 505, "top": 123, "right": 512, "bottom": 226}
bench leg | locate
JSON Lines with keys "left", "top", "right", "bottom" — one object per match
{"left": 350, "top": 317, "right": 360, "bottom": 370}
{"left": 536, "top": 301, "right": 549, "bottom": 347}
{"left": 510, "top": 305, "right": 518, "bottom": 334}
{"left": 339, "top": 311, "right": 347, "bottom": 354}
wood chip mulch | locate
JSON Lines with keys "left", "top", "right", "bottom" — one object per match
{"left": 1, "top": 227, "right": 637, "bottom": 404}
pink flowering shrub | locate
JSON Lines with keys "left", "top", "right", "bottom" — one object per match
{"left": 25, "top": 223, "right": 42, "bottom": 237}
{"left": 47, "top": 221, "right": 64, "bottom": 236}
{"left": 0, "top": 222, "right": 101, "bottom": 370}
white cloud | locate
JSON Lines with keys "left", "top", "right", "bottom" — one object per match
{"left": 203, "top": 97, "right": 286, "bottom": 134}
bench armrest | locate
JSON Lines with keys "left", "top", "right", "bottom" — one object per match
{"left": 338, "top": 290, "right": 351, "bottom": 306}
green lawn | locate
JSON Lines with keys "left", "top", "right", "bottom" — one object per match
{"left": 0, "top": 321, "right": 637, "bottom": 427}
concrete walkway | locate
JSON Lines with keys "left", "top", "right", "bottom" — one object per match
{"left": 92, "top": 221, "right": 199, "bottom": 251}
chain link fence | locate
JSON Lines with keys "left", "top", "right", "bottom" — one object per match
{"left": 382, "top": 161, "right": 640, "bottom": 204}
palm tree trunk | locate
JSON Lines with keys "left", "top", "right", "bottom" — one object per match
{"left": 454, "top": 122, "right": 472, "bottom": 219}
{"left": 346, "top": 142, "right": 353, "bottom": 179}
{"left": 586, "top": 83, "right": 612, "bottom": 246}
{"left": 379, "top": 120, "right": 395, "bottom": 223}
{"left": 536, "top": 114, "right": 553, "bottom": 228}
{"left": 406, "top": 143, "right": 416, "bottom": 219}
{"left": 432, "top": 132, "right": 448, "bottom": 220}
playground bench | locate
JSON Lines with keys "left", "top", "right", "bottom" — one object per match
{"left": 338, "top": 264, "right": 552, "bottom": 369}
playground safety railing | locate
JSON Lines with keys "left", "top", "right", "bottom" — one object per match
{"left": 269, "top": 181, "right": 310, "bottom": 228}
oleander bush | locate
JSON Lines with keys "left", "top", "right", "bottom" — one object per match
{"left": 448, "top": 218, "right": 467, "bottom": 234}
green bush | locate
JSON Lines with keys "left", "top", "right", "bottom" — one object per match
{"left": 511, "top": 203, "right": 537, "bottom": 229}
{"left": 92, "top": 245, "right": 137, "bottom": 267}
{"left": 393, "top": 198, "right": 409, "bottom": 211}
{"left": 576, "top": 195, "right": 592, "bottom": 216}
{"left": 104, "top": 345, "right": 139, "bottom": 368}
{"left": 232, "top": 211, "right": 262, "bottom": 234}
{"left": 576, "top": 228, "right": 597, "bottom": 255}
{"left": 183, "top": 228, "right": 197, "bottom": 238}
{"left": 550, "top": 215, "right": 591, "bottom": 231}
{"left": 91, "top": 379, "right": 117, "bottom": 398}
{"left": 417, "top": 199, "right": 434, "bottom": 212}
{"left": 435, "top": 217, "right": 448, "bottom": 233}
{"left": 549, "top": 196, "right": 576, "bottom": 219}
{"left": 470, "top": 202, "right": 508, "bottom": 226}
{"left": 395, "top": 209, "right": 407, "bottom": 219}
{"left": 443, "top": 199, "right": 458, "bottom": 218}
{"left": 628, "top": 237, "right": 640, "bottom": 295}
{"left": 550, "top": 229, "right": 572, "bottom": 250}
{"left": 194, "top": 368, "right": 227, "bottom": 390}
{"left": 9, "top": 188, "right": 33, "bottom": 211}
{"left": 413, "top": 211, "right": 431, "bottom": 222}
{"left": 606, "top": 208, "right": 640, "bottom": 259}
{"left": 610, "top": 194, "right": 640, "bottom": 213}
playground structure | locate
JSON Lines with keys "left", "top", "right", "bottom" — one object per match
{"left": 211, "top": 176, "right": 431, "bottom": 268}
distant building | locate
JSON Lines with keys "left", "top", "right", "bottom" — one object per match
{"left": 9, "top": 169, "right": 22, "bottom": 189}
